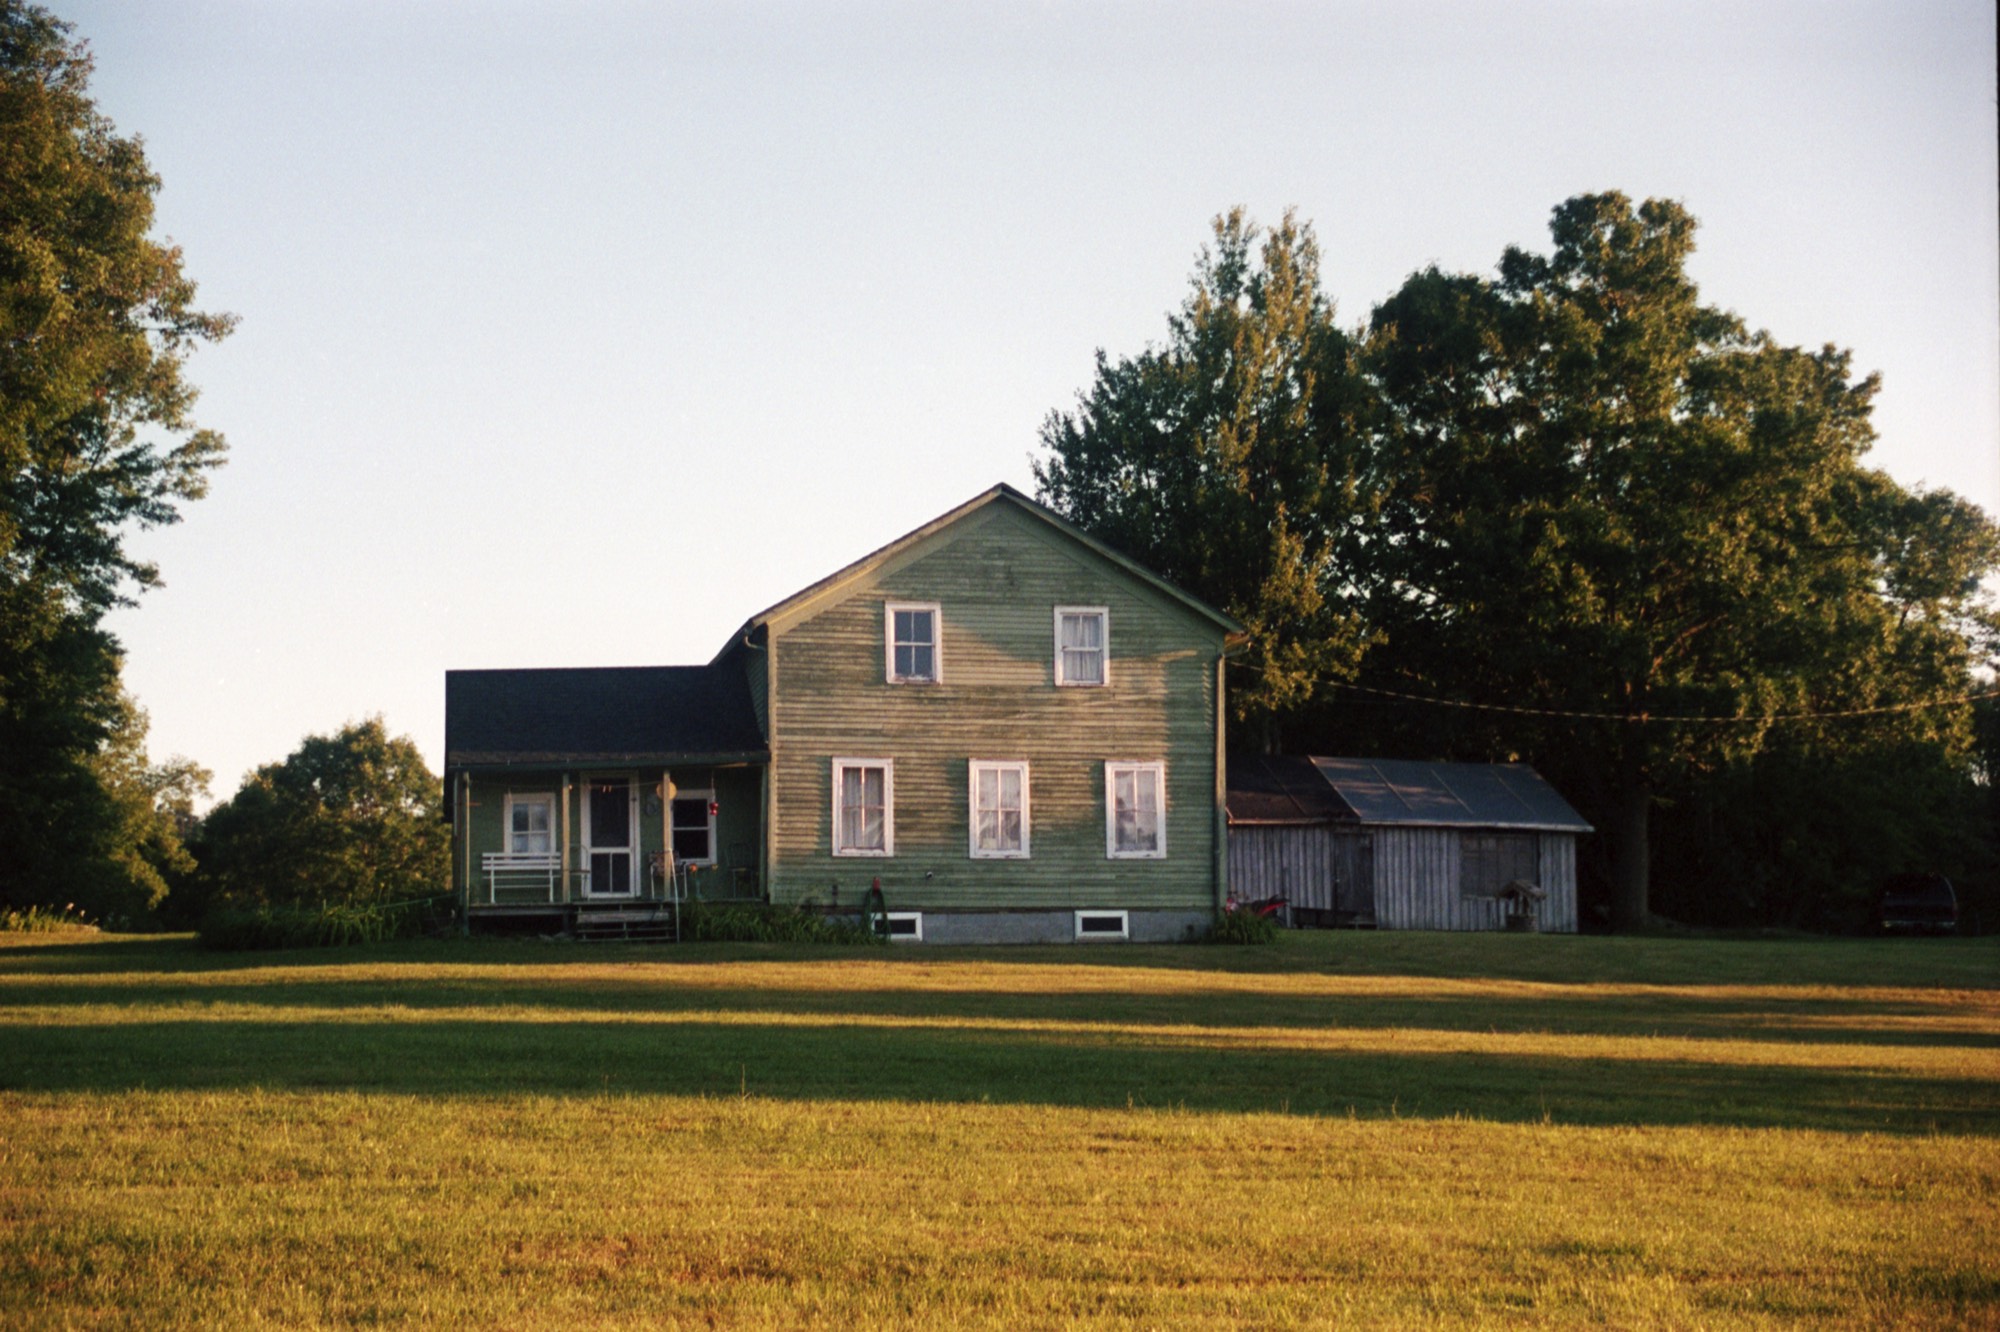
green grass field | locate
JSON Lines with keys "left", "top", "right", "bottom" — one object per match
{"left": 3, "top": 930, "right": 1996, "bottom": 1328}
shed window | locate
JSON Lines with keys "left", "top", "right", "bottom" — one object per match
{"left": 833, "top": 759, "right": 894, "bottom": 856}
{"left": 671, "top": 791, "right": 715, "bottom": 864}
{"left": 1460, "top": 832, "right": 1538, "bottom": 898}
{"left": 1105, "top": 762, "right": 1165, "bottom": 858}
{"left": 969, "top": 760, "right": 1030, "bottom": 859}
{"left": 885, "top": 602, "right": 941, "bottom": 683}
{"left": 1055, "top": 607, "right": 1107, "bottom": 686}
{"left": 506, "top": 793, "right": 554, "bottom": 856}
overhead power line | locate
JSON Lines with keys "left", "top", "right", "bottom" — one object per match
{"left": 1229, "top": 661, "right": 2000, "bottom": 725}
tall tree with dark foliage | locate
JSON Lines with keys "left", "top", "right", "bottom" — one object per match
{"left": 0, "top": 2, "right": 231, "bottom": 915}
{"left": 1358, "top": 192, "right": 1996, "bottom": 928}
{"left": 1034, "top": 209, "right": 1373, "bottom": 749}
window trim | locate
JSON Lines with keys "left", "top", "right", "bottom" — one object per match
{"left": 883, "top": 911, "right": 923, "bottom": 942}
{"left": 967, "top": 759, "right": 1031, "bottom": 860}
{"left": 832, "top": 758, "right": 895, "bottom": 857}
{"left": 503, "top": 791, "right": 556, "bottom": 858}
{"left": 1104, "top": 761, "right": 1166, "bottom": 859}
{"left": 670, "top": 788, "right": 717, "bottom": 867}
{"left": 1074, "top": 909, "right": 1130, "bottom": 941}
{"left": 884, "top": 601, "right": 943, "bottom": 684}
{"left": 1053, "top": 606, "right": 1109, "bottom": 687}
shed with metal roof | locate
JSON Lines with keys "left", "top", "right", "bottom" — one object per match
{"left": 1226, "top": 756, "right": 1591, "bottom": 932}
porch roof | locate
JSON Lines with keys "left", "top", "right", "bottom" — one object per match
{"left": 445, "top": 665, "right": 766, "bottom": 768}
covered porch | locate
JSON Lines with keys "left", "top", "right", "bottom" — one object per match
{"left": 454, "top": 763, "right": 766, "bottom": 909}
{"left": 444, "top": 664, "right": 770, "bottom": 934}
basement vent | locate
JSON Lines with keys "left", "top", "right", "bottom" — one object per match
{"left": 1073, "top": 910, "right": 1129, "bottom": 941}
{"left": 884, "top": 912, "right": 923, "bottom": 942}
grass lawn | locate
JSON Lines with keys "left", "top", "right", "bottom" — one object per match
{"left": 2, "top": 930, "right": 1996, "bottom": 1328}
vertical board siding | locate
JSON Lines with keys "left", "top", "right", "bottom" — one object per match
{"left": 1229, "top": 827, "right": 1374, "bottom": 919}
{"left": 1376, "top": 827, "right": 1504, "bottom": 931}
{"left": 1229, "top": 827, "right": 1334, "bottom": 909}
{"left": 1538, "top": 831, "right": 1579, "bottom": 932}
{"left": 768, "top": 502, "right": 1224, "bottom": 911}
{"left": 1231, "top": 822, "right": 1582, "bottom": 932}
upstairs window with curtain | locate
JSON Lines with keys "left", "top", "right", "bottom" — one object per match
{"left": 1055, "top": 607, "right": 1107, "bottom": 686}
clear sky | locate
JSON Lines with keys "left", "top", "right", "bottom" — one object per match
{"left": 63, "top": 0, "right": 2000, "bottom": 800}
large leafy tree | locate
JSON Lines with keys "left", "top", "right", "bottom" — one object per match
{"left": 0, "top": 1, "right": 230, "bottom": 913}
{"left": 1359, "top": 193, "right": 1997, "bottom": 928}
{"left": 1034, "top": 209, "right": 1373, "bottom": 748}
{"left": 188, "top": 719, "right": 449, "bottom": 914}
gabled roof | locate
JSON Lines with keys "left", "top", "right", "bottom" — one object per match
{"left": 715, "top": 483, "right": 1245, "bottom": 659}
{"left": 1227, "top": 756, "right": 1592, "bottom": 833}
{"left": 445, "top": 666, "right": 765, "bottom": 767}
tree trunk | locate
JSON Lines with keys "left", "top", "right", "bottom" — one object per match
{"left": 1607, "top": 765, "right": 1652, "bottom": 932}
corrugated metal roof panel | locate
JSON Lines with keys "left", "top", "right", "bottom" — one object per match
{"left": 1309, "top": 757, "right": 1592, "bottom": 832}
{"left": 1225, "top": 754, "right": 1351, "bottom": 825}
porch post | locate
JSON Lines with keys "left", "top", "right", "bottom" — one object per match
{"left": 663, "top": 770, "right": 676, "bottom": 899}
{"left": 560, "top": 772, "right": 573, "bottom": 903}
{"left": 458, "top": 771, "right": 472, "bottom": 934}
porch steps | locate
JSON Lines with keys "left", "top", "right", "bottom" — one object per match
{"left": 571, "top": 905, "right": 679, "bottom": 943}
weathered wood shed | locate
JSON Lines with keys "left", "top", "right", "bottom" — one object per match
{"left": 1227, "top": 756, "right": 1591, "bottom": 932}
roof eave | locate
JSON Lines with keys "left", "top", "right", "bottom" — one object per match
{"left": 447, "top": 750, "right": 770, "bottom": 771}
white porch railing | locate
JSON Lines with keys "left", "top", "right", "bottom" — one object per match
{"left": 481, "top": 852, "right": 560, "bottom": 903}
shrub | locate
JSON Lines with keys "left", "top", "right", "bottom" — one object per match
{"left": 1203, "top": 907, "right": 1278, "bottom": 945}
{"left": 196, "top": 897, "right": 445, "bottom": 951}
{"left": 681, "top": 901, "right": 882, "bottom": 945}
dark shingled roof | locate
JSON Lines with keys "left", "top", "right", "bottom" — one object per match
{"left": 1228, "top": 756, "right": 1591, "bottom": 833}
{"left": 445, "top": 666, "right": 766, "bottom": 767}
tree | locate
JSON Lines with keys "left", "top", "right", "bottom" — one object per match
{"left": 1033, "top": 209, "right": 1373, "bottom": 748}
{"left": 0, "top": 2, "right": 231, "bottom": 913}
{"left": 84, "top": 692, "right": 209, "bottom": 924}
{"left": 1359, "top": 193, "right": 1998, "bottom": 928}
{"left": 189, "top": 719, "right": 449, "bottom": 913}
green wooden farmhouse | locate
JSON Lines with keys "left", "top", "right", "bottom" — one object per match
{"left": 445, "top": 484, "right": 1246, "bottom": 942}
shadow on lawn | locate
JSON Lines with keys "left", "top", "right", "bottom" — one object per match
{"left": 9, "top": 930, "right": 2000, "bottom": 989}
{"left": 5, "top": 1015, "right": 1995, "bottom": 1136}
{"left": 7, "top": 970, "right": 1995, "bottom": 1051}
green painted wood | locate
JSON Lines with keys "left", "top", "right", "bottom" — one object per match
{"left": 764, "top": 502, "right": 1228, "bottom": 912}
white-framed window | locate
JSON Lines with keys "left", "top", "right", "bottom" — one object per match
{"left": 505, "top": 792, "right": 554, "bottom": 857}
{"left": 968, "top": 760, "right": 1030, "bottom": 859}
{"left": 832, "top": 758, "right": 894, "bottom": 856}
{"left": 1105, "top": 762, "right": 1165, "bottom": 859}
{"left": 883, "top": 912, "right": 923, "bottom": 942}
{"left": 1054, "top": 606, "right": 1108, "bottom": 686}
{"left": 885, "top": 601, "right": 942, "bottom": 684}
{"left": 671, "top": 789, "right": 716, "bottom": 865}
{"left": 1074, "top": 910, "right": 1129, "bottom": 940}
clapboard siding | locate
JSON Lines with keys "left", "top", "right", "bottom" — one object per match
{"left": 767, "top": 502, "right": 1226, "bottom": 910}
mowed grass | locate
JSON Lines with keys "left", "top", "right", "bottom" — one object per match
{"left": 2, "top": 931, "right": 1996, "bottom": 1328}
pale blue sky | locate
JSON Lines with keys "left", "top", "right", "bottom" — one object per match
{"left": 65, "top": 0, "right": 2000, "bottom": 798}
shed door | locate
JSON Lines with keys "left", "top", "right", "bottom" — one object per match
{"left": 1333, "top": 833, "right": 1373, "bottom": 916}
